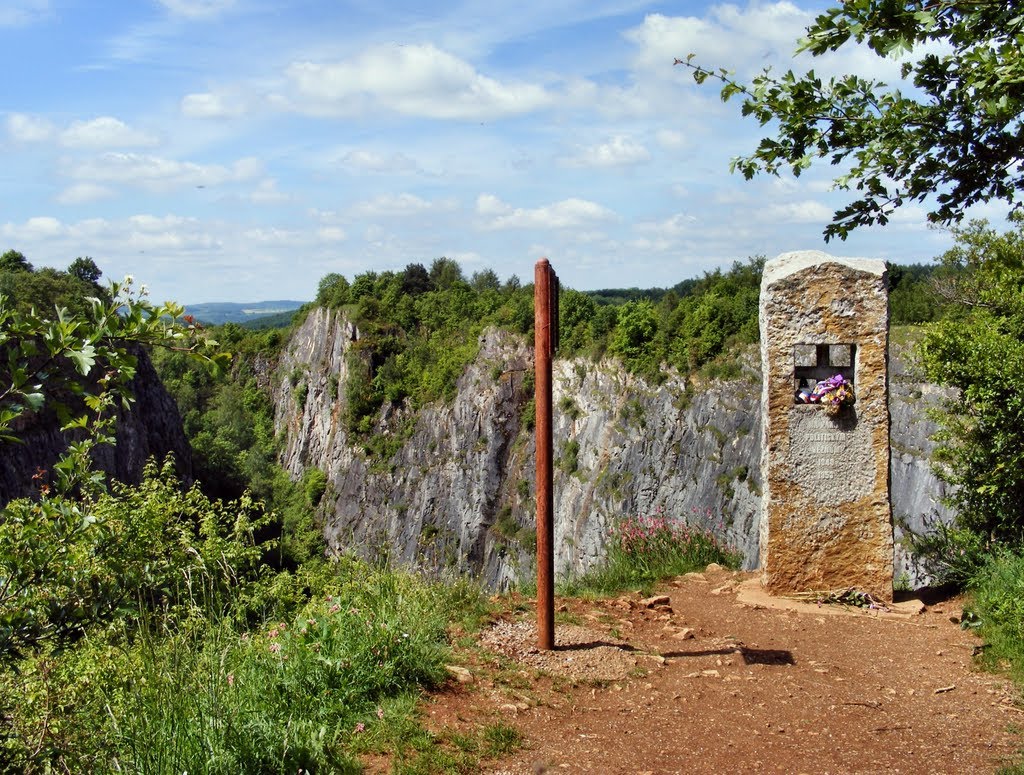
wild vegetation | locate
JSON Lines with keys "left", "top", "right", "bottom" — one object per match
{"left": 3, "top": 216, "right": 1022, "bottom": 770}
{"left": 5, "top": 1, "right": 1024, "bottom": 769}
{"left": 559, "top": 510, "right": 742, "bottom": 597}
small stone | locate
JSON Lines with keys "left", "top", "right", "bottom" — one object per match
{"left": 710, "top": 585, "right": 733, "bottom": 596}
{"left": 705, "top": 563, "right": 725, "bottom": 573}
{"left": 673, "top": 628, "right": 696, "bottom": 641}
{"left": 891, "top": 599, "right": 926, "bottom": 615}
{"left": 701, "top": 669, "right": 721, "bottom": 678}
{"left": 445, "top": 665, "right": 474, "bottom": 684}
{"left": 641, "top": 595, "right": 671, "bottom": 608}
{"left": 683, "top": 572, "right": 707, "bottom": 582}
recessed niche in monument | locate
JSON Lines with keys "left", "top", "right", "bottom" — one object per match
{"left": 793, "top": 343, "right": 856, "bottom": 399}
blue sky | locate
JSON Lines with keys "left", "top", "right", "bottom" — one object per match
{"left": 0, "top": 1, "right": 1009, "bottom": 303}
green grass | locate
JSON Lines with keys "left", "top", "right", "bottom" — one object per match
{"left": 558, "top": 511, "right": 741, "bottom": 597}
{"left": 0, "top": 558, "right": 493, "bottom": 773}
{"left": 966, "top": 551, "right": 1024, "bottom": 682}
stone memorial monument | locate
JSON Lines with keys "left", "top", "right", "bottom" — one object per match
{"left": 759, "top": 251, "right": 893, "bottom": 599}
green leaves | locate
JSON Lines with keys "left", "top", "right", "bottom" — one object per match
{"left": 1, "top": 274, "right": 225, "bottom": 466}
{"left": 684, "top": 0, "right": 1024, "bottom": 240}
{"left": 67, "top": 343, "right": 96, "bottom": 376}
{"left": 918, "top": 217, "right": 1024, "bottom": 549}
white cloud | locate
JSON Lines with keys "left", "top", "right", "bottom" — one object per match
{"left": 157, "top": 0, "right": 235, "bottom": 19}
{"left": 8, "top": 114, "right": 158, "bottom": 148}
{"left": 60, "top": 117, "right": 159, "bottom": 149}
{"left": 181, "top": 91, "right": 248, "bottom": 118}
{"left": 7, "top": 113, "right": 54, "bottom": 143}
{"left": 562, "top": 135, "right": 650, "bottom": 168}
{"left": 655, "top": 129, "right": 687, "bottom": 149}
{"left": 65, "top": 153, "right": 263, "bottom": 191}
{"left": 12, "top": 216, "right": 63, "bottom": 239}
{"left": 317, "top": 226, "right": 347, "bottom": 242}
{"left": 349, "top": 193, "right": 456, "bottom": 218}
{"left": 476, "top": 194, "right": 616, "bottom": 230}
{"left": 340, "top": 149, "right": 421, "bottom": 175}
{"left": 758, "top": 200, "right": 834, "bottom": 224}
{"left": 636, "top": 212, "right": 696, "bottom": 237}
{"left": 56, "top": 182, "right": 116, "bottom": 205}
{"left": 249, "top": 179, "right": 289, "bottom": 204}
{"left": 0, "top": 0, "right": 49, "bottom": 27}
{"left": 0, "top": 213, "right": 220, "bottom": 253}
{"left": 282, "top": 43, "right": 553, "bottom": 120}
{"left": 626, "top": 6, "right": 811, "bottom": 77}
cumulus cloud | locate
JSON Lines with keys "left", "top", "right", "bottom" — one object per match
{"left": 626, "top": 6, "right": 811, "bottom": 78}
{"left": 7, "top": 113, "right": 54, "bottom": 143}
{"left": 317, "top": 226, "right": 347, "bottom": 242}
{"left": 758, "top": 200, "right": 834, "bottom": 224}
{"left": 249, "top": 179, "right": 289, "bottom": 204}
{"left": 349, "top": 193, "right": 456, "bottom": 218}
{"left": 476, "top": 194, "right": 616, "bottom": 230}
{"left": 625, "top": 4, "right": 936, "bottom": 95}
{"left": 655, "top": 129, "right": 687, "bottom": 149}
{"left": 636, "top": 212, "right": 697, "bottom": 237}
{"left": 281, "top": 43, "right": 552, "bottom": 120}
{"left": 56, "top": 182, "right": 116, "bottom": 205}
{"left": 60, "top": 117, "right": 159, "bottom": 149}
{"left": 65, "top": 153, "right": 262, "bottom": 190}
{"left": 340, "top": 149, "right": 422, "bottom": 175}
{"left": 7, "top": 114, "right": 158, "bottom": 148}
{"left": 562, "top": 135, "right": 651, "bottom": 168}
{"left": 181, "top": 91, "right": 248, "bottom": 118}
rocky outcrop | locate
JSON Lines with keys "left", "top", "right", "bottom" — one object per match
{"left": 276, "top": 307, "right": 951, "bottom": 589}
{"left": 0, "top": 346, "right": 192, "bottom": 504}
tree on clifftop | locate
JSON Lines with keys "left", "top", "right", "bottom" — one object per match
{"left": 680, "top": 1, "right": 1024, "bottom": 240}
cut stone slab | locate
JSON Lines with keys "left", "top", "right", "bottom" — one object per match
{"left": 759, "top": 251, "right": 893, "bottom": 600}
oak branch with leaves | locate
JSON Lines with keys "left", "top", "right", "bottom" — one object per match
{"left": 678, "top": 0, "right": 1024, "bottom": 240}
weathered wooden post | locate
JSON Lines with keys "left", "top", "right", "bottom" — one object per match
{"left": 534, "top": 258, "right": 558, "bottom": 650}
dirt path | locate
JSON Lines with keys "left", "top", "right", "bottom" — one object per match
{"left": 424, "top": 566, "right": 1022, "bottom": 774}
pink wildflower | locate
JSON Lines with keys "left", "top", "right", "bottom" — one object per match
{"left": 269, "top": 642, "right": 282, "bottom": 654}
{"left": 354, "top": 722, "right": 365, "bottom": 734}
{"left": 377, "top": 706, "right": 385, "bottom": 720}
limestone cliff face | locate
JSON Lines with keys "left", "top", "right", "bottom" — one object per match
{"left": 276, "top": 308, "right": 950, "bottom": 588}
{"left": 0, "top": 346, "right": 192, "bottom": 504}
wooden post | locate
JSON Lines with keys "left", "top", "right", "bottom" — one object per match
{"left": 534, "top": 258, "right": 556, "bottom": 651}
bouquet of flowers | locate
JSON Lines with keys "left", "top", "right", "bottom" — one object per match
{"left": 796, "top": 373, "right": 856, "bottom": 416}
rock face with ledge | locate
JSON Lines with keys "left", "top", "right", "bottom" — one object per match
{"left": 759, "top": 251, "right": 893, "bottom": 599}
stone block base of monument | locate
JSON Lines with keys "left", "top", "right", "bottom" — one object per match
{"left": 759, "top": 251, "right": 893, "bottom": 600}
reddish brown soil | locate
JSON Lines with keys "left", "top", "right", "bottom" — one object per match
{"left": 422, "top": 566, "right": 1022, "bottom": 774}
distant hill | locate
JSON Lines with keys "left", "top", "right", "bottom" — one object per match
{"left": 183, "top": 300, "right": 307, "bottom": 326}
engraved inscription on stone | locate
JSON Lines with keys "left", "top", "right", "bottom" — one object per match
{"left": 788, "top": 409, "right": 874, "bottom": 505}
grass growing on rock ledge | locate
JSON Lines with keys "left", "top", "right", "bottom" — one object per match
{"left": 558, "top": 511, "right": 742, "bottom": 597}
